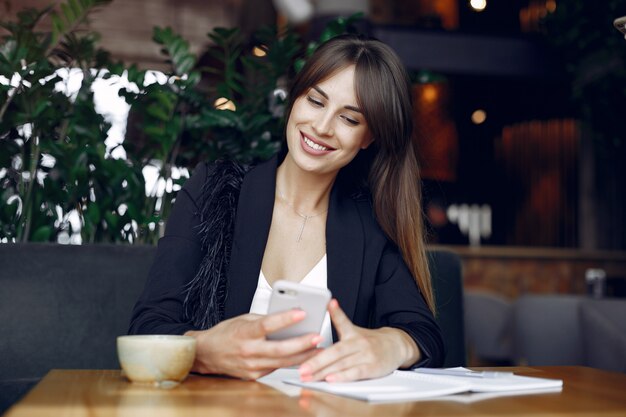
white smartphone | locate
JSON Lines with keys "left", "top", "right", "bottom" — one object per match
{"left": 266, "top": 280, "right": 331, "bottom": 340}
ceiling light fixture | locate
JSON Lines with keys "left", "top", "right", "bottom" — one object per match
{"left": 469, "top": 0, "right": 487, "bottom": 12}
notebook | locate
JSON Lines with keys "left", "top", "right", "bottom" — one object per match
{"left": 282, "top": 367, "right": 563, "bottom": 402}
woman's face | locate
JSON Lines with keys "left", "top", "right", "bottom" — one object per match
{"left": 285, "top": 65, "right": 373, "bottom": 177}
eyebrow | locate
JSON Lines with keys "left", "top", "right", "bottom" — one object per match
{"left": 312, "top": 86, "right": 362, "bottom": 113}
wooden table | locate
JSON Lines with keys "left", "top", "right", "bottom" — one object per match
{"left": 4, "top": 367, "right": 626, "bottom": 417}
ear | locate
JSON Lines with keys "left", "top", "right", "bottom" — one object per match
{"left": 360, "top": 133, "right": 374, "bottom": 150}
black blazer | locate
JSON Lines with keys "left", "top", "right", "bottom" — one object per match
{"left": 129, "top": 156, "right": 444, "bottom": 367}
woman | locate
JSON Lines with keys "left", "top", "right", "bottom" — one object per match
{"left": 129, "top": 34, "right": 444, "bottom": 382}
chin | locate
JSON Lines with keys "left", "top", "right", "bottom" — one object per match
{"left": 288, "top": 153, "right": 331, "bottom": 175}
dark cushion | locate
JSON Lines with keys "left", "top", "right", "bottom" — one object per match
{"left": 0, "top": 243, "right": 156, "bottom": 413}
{"left": 464, "top": 290, "right": 513, "bottom": 363}
{"left": 579, "top": 298, "right": 626, "bottom": 373}
{"left": 0, "top": 378, "right": 39, "bottom": 414}
{"left": 512, "top": 295, "right": 584, "bottom": 366}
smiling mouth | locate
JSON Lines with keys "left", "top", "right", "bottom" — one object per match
{"left": 302, "top": 134, "right": 334, "bottom": 151}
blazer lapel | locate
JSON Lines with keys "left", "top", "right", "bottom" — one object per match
{"left": 223, "top": 156, "right": 366, "bottom": 334}
{"left": 224, "top": 157, "right": 277, "bottom": 319}
{"left": 326, "top": 185, "right": 364, "bottom": 339}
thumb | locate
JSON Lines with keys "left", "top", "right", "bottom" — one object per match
{"left": 328, "top": 299, "right": 355, "bottom": 339}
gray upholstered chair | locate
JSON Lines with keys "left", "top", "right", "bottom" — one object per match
{"left": 512, "top": 294, "right": 626, "bottom": 372}
{"left": 428, "top": 249, "right": 466, "bottom": 367}
{"left": 579, "top": 298, "right": 626, "bottom": 373}
{"left": 512, "top": 294, "right": 585, "bottom": 366}
{"left": 464, "top": 290, "right": 513, "bottom": 365}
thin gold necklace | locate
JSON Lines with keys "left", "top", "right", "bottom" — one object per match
{"left": 277, "top": 189, "right": 328, "bottom": 243}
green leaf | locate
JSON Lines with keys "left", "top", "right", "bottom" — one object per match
{"left": 176, "top": 56, "right": 195, "bottom": 75}
{"left": 61, "top": 3, "right": 76, "bottom": 24}
{"left": 170, "top": 39, "right": 186, "bottom": 62}
{"left": 126, "top": 202, "right": 140, "bottom": 219}
{"left": 32, "top": 101, "right": 50, "bottom": 117}
{"left": 50, "top": 15, "right": 63, "bottom": 46}
{"left": 32, "top": 225, "right": 53, "bottom": 242}
{"left": 104, "top": 210, "right": 118, "bottom": 229}
{"left": 294, "top": 58, "right": 306, "bottom": 73}
{"left": 199, "top": 108, "right": 241, "bottom": 129}
{"left": 152, "top": 91, "right": 176, "bottom": 112}
{"left": 186, "top": 71, "right": 201, "bottom": 87}
{"left": 68, "top": 0, "right": 83, "bottom": 21}
{"left": 143, "top": 125, "right": 165, "bottom": 137}
{"left": 146, "top": 104, "right": 170, "bottom": 121}
{"left": 85, "top": 203, "right": 101, "bottom": 224}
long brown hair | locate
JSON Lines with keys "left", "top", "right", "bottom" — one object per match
{"left": 285, "top": 35, "right": 435, "bottom": 313}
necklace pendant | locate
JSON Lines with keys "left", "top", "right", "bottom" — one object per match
{"left": 296, "top": 216, "right": 308, "bottom": 243}
{"left": 276, "top": 189, "right": 327, "bottom": 243}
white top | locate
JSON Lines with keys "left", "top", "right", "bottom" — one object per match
{"left": 249, "top": 255, "right": 333, "bottom": 348}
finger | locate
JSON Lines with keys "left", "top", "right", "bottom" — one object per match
{"left": 327, "top": 299, "right": 354, "bottom": 338}
{"left": 248, "top": 309, "right": 306, "bottom": 338}
{"left": 324, "top": 362, "right": 375, "bottom": 383}
{"left": 235, "top": 348, "right": 322, "bottom": 379}
{"left": 253, "top": 333, "right": 323, "bottom": 358}
{"left": 306, "top": 351, "right": 364, "bottom": 382}
{"left": 248, "top": 348, "right": 322, "bottom": 372}
{"left": 299, "top": 340, "right": 357, "bottom": 380}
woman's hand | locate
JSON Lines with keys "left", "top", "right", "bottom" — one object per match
{"left": 298, "top": 299, "right": 421, "bottom": 382}
{"left": 185, "top": 310, "right": 322, "bottom": 380}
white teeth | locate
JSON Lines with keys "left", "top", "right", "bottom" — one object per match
{"left": 303, "top": 136, "right": 329, "bottom": 151}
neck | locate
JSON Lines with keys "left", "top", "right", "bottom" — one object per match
{"left": 276, "top": 157, "right": 336, "bottom": 215}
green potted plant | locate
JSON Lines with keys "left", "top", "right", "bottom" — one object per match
{"left": 0, "top": 0, "right": 148, "bottom": 244}
{"left": 0, "top": 0, "right": 362, "bottom": 244}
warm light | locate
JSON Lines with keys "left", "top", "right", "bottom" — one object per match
{"left": 546, "top": 0, "right": 557, "bottom": 13}
{"left": 421, "top": 84, "right": 439, "bottom": 103}
{"left": 469, "top": 0, "right": 487, "bottom": 12}
{"left": 252, "top": 45, "right": 267, "bottom": 57}
{"left": 471, "top": 109, "right": 487, "bottom": 124}
{"left": 214, "top": 97, "right": 236, "bottom": 111}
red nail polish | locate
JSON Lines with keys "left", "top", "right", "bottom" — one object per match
{"left": 292, "top": 310, "right": 306, "bottom": 320}
{"left": 299, "top": 364, "right": 311, "bottom": 375}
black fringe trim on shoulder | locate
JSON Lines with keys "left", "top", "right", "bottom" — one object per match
{"left": 182, "top": 160, "right": 248, "bottom": 329}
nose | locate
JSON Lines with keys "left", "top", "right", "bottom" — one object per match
{"left": 312, "top": 109, "right": 334, "bottom": 137}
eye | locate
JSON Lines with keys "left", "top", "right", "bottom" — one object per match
{"left": 306, "top": 95, "right": 323, "bottom": 107}
{"left": 341, "top": 115, "right": 360, "bottom": 126}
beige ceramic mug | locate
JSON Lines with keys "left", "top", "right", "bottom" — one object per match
{"left": 117, "top": 335, "right": 196, "bottom": 385}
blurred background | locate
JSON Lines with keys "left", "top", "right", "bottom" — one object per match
{"left": 2, "top": 0, "right": 625, "bottom": 251}
{"left": 1, "top": 0, "right": 626, "bottom": 370}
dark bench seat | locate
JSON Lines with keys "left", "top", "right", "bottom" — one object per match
{"left": 0, "top": 243, "right": 155, "bottom": 413}
{"left": 0, "top": 243, "right": 465, "bottom": 414}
